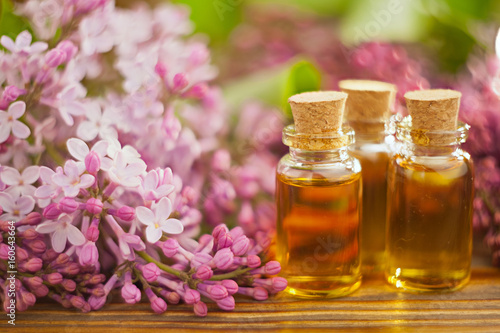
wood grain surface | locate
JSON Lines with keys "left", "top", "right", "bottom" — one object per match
{"left": 3, "top": 266, "right": 500, "bottom": 333}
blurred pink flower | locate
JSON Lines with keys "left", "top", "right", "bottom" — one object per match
{"left": 0, "top": 101, "right": 31, "bottom": 143}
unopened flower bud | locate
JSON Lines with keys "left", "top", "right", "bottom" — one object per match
{"left": 231, "top": 235, "right": 250, "bottom": 256}
{"left": 271, "top": 277, "right": 288, "bottom": 292}
{"left": 247, "top": 255, "right": 261, "bottom": 268}
{"left": 221, "top": 280, "right": 238, "bottom": 295}
{"left": 264, "top": 261, "right": 281, "bottom": 275}
{"left": 43, "top": 203, "right": 61, "bottom": 219}
{"left": 253, "top": 287, "right": 268, "bottom": 301}
{"left": 27, "top": 239, "right": 46, "bottom": 254}
{"left": 208, "top": 285, "right": 228, "bottom": 300}
{"left": 184, "top": 288, "right": 200, "bottom": 305}
{"left": 216, "top": 296, "right": 235, "bottom": 311}
{"left": 194, "top": 265, "right": 213, "bottom": 280}
{"left": 217, "top": 233, "right": 233, "bottom": 250}
{"left": 172, "top": 73, "right": 189, "bottom": 92}
{"left": 213, "top": 248, "right": 234, "bottom": 270}
{"left": 45, "top": 273, "right": 63, "bottom": 285}
{"left": 86, "top": 226, "right": 99, "bottom": 242}
{"left": 21, "top": 212, "right": 41, "bottom": 226}
{"left": 2, "top": 85, "right": 26, "bottom": 102}
{"left": 21, "top": 258, "right": 43, "bottom": 272}
{"left": 58, "top": 197, "right": 79, "bottom": 213}
{"left": 142, "top": 263, "right": 161, "bottom": 282}
{"left": 85, "top": 151, "right": 100, "bottom": 174}
{"left": 212, "top": 224, "right": 228, "bottom": 240}
{"left": 44, "top": 49, "right": 66, "bottom": 68}
{"left": 62, "top": 279, "right": 76, "bottom": 292}
{"left": 86, "top": 198, "right": 103, "bottom": 215}
{"left": 32, "top": 284, "right": 49, "bottom": 297}
{"left": 79, "top": 242, "right": 99, "bottom": 266}
{"left": 117, "top": 206, "right": 135, "bottom": 221}
{"left": 150, "top": 296, "right": 167, "bottom": 314}
{"left": 56, "top": 40, "right": 77, "bottom": 61}
{"left": 155, "top": 61, "right": 167, "bottom": 78}
{"left": 162, "top": 238, "right": 179, "bottom": 257}
{"left": 193, "top": 301, "right": 207, "bottom": 317}
{"left": 121, "top": 283, "right": 141, "bottom": 304}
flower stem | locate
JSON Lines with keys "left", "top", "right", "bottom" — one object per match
{"left": 209, "top": 267, "right": 253, "bottom": 281}
{"left": 136, "top": 251, "right": 185, "bottom": 280}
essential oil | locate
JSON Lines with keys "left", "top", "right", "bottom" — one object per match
{"left": 385, "top": 89, "right": 474, "bottom": 292}
{"left": 340, "top": 80, "right": 397, "bottom": 273}
{"left": 276, "top": 91, "right": 362, "bottom": 298}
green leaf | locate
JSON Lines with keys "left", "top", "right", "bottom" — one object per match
{"left": 0, "top": 0, "right": 31, "bottom": 40}
{"left": 223, "top": 59, "right": 321, "bottom": 117}
{"left": 340, "top": 0, "right": 431, "bottom": 45}
{"left": 172, "top": 0, "right": 243, "bottom": 45}
{"left": 281, "top": 60, "right": 322, "bottom": 117}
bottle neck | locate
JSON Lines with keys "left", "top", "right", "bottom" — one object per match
{"left": 348, "top": 120, "right": 388, "bottom": 144}
{"left": 400, "top": 140, "right": 461, "bottom": 157}
{"left": 289, "top": 147, "right": 348, "bottom": 163}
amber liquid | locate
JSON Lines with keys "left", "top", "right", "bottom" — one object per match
{"left": 276, "top": 173, "right": 362, "bottom": 298}
{"left": 386, "top": 154, "right": 474, "bottom": 292}
{"left": 350, "top": 146, "right": 390, "bottom": 273}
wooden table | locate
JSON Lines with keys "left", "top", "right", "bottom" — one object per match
{"left": 7, "top": 265, "right": 500, "bottom": 332}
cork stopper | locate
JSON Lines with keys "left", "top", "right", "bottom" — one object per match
{"left": 404, "top": 89, "right": 461, "bottom": 131}
{"left": 288, "top": 91, "right": 347, "bottom": 134}
{"left": 339, "top": 79, "right": 396, "bottom": 122}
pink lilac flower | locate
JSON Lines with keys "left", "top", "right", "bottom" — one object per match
{"left": 0, "top": 101, "right": 31, "bottom": 143}
{"left": 0, "top": 30, "right": 48, "bottom": 56}
{"left": 35, "top": 166, "right": 63, "bottom": 207}
{"left": 0, "top": 192, "right": 35, "bottom": 222}
{"left": 66, "top": 138, "right": 110, "bottom": 171}
{"left": 36, "top": 214, "right": 86, "bottom": 252}
{"left": 140, "top": 169, "right": 175, "bottom": 201}
{"left": 53, "top": 84, "right": 87, "bottom": 126}
{"left": 77, "top": 102, "right": 118, "bottom": 141}
{"left": 107, "top": 151, "right": 146, "bottom": 188}
{"left": 136, "top": 197, "right": 184, "bottom": 243}
{"left": 0, "top": 166, "right": 39, "bottom": 197}
{"left": 52, "top": 160, "right": 95, "bottom": 197}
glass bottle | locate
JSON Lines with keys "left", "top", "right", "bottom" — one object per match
{"left": 385, "top": 90, "right": 474, "bottom": 292}
{"left": 348, "top": 121, "right": 393, "bottom": 273}
{"left": 340, "top": 79, "right": 397, "bottom": 273}
{"left": 276, "top": 91, "right": 362, "bottom": 298}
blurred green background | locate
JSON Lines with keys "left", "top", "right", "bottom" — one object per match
{"left": 173, "top": 0, "right": 500, "bottom": 71}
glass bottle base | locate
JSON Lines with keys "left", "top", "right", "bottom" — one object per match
{"left": 283, "top": 275, "right": 361, "bottom": 298}
{"left": 386, "top": 269, "right": 470, "bottom": 293}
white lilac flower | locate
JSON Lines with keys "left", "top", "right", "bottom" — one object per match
{"left": 0, "top": 30, "right": 48, "bottom": 56}
{"left": 35, "top": 166, "right": 63, "bottom": 207}
{"left": 55, "top": 84, "right": 87, "bottom": 126}
{"left": 0, "top": 101, "right": 31, "bottom": 143}
{"left": 136, "top": 197, "right": 183, "bottom": 243}
{"left": 76, "top": 102, "right": 118, "bottom": 141}
{"left": 52, "top": 160, "right": 95, "bottom": 197}
{"left": 66, "top": 138, "right": 111, "bottom": 171}
{"left": 140, "top": 169, "right": 175, "bottom": 201}
{"left": 107, "top": 151, "right": 146, "bottom": 188}
{"left": 0, "top": 192, "right": 35, "bottom": 222}
{"left": 36, "top": 214, "right": 86, "bottom": 253}
{"left": 0, "top": 165, "right": 39, "bottom": 197}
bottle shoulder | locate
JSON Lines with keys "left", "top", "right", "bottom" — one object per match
{"left": 277, "top": 153, "right": 362, "bottom": 182}
{"left": 391, "top": 149, "right": 474, "bottom": 174}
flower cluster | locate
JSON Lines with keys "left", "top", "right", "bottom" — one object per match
{"left": 454, "top": 52, "right": 500, "bottom": 265}
{"left": 0, "top": 0, "right": 285, "bottom": 315}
